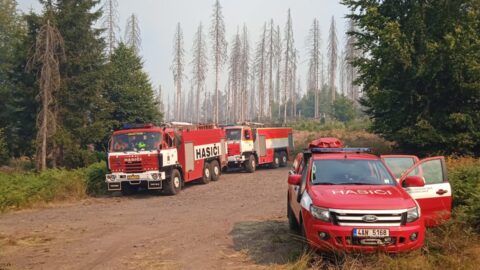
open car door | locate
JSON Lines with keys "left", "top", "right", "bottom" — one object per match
{"left": 381, "top": 155, "right": 419, "bottom": 179}
{"left": 400, "top": 157, "right": 451, "bottom": 227}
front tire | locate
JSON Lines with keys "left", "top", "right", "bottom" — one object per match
{"left": 288, "top": 199, "right": 299, "bottom": 231}
{"left": 163, "top": 169, "right": 182, "bottom": 195}
{"left": 210, "top": 160, "right": 221, "bottom": 181}
{"left": 244, "top": 155, "right": 256, "bottom": 173}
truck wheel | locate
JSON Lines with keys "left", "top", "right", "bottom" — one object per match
{"left": 164, "top": 169, "right": 182, "bottom": 195}
{"left": 288, "top": 201, "right": 300, "bottom": 232}
{"left": 271, "top": 153, "right": 280, "bottom": 169}
{"left": 279, "top": 151, "right": 288, "bottom": 167}
{"left": 199, "top": 162, "right": 211, "bottom": 184}
{"left": 245, "top": 155, "right": 256, "bottom": 173}
{"left": 210, "top": 160, "right": 221, "bottom": 181}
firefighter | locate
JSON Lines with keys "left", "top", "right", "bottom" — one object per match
{"left": 113, "top": 138, "right": 128, "bottom": 151}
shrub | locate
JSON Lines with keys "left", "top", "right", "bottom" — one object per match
{"left": 83, "top": 161, "right": 108, "bottom": 195}
{"left": 0, "top": 128, "right": 10, "bottom": 165}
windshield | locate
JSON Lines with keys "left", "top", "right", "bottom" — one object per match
{"left": 383, "top": 157, "right": 416, "bottom": 178}
{"left": 110, "top": 132, "right": 162, "bottom": 152}
{"left": 226, "top": 129, "right": 241, "bottom": 141}
{"left": 311, "top": 159, "right": 396, "bottom": 185}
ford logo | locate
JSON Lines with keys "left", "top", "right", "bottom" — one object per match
{"left": 362, "top": 215, "right": 378, "bottom": 223}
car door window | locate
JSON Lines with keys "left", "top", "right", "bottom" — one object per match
{"left": 407, "top": 159, "right": 444, "bottom": 184}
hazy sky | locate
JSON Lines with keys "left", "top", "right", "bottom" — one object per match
{"left": 16, "top": 0, "right": 350, "bottom": 102}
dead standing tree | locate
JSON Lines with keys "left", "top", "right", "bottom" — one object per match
{"left": 327, "top": 16, "right": 338, "bottom": 103}
{"left": 27, "top": 17, "right": 65, "bottom": 171}
{"left": 209, "top": 0, "right": 227, "bottom": 124}
{"left": 125, "top": 13, "right": 141, "bottom": 54}
{"left": 191, "top": 22, "right": 208, "bottom": 123}
{"left": 102, "top": 0, "right": 119, "bottom": 57}
{"left": 172, "top": 22, "right": 185, "bottom": 121}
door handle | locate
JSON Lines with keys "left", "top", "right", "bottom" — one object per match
{"left": 436, "top": 189, "right": 448, "bottom": 195}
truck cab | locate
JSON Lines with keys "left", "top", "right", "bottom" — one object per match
{"left": 287, "top": 138, "right": 451, "bottom": 253}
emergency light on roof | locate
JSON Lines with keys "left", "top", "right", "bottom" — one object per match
{"left": 121, "top": 123, "right": 154, "bottom": 130}
{"left": 310, "top": 147, "right": 371, "bottom": 153}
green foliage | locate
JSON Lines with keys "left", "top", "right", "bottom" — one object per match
{"left": 333, "top": 95, "right": 356, "bottom": 123}
{"left": 447, "top": 158, "right": 480, "bottom": 231}
{"left": 83, "top": 161, "right": 107, "bottom": 195}
{"left": 104, "top": 43, "right": 162, "bottom": 129}
{"left": 343, "top": 0, "right": 480, "bottom": 156}
{"left": 0, "top": 129, "right": 9, "bottom": 165}
{"left": 0, "top": 161, "right": 107, "bottom": 212}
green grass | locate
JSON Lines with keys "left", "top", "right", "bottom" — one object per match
{"left": 0, "top": 161, "right": 107, "bottom": 212}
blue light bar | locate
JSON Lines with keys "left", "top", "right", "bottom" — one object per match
{"left": 310, "top": 147, "right": 371, "bottom": 153}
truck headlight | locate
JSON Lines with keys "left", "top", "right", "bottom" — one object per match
{"left": 310, "top": 205, "right": 331, "bottom": 222}
{"left": 106, "top": 174, "right": 116, "bottom": 182}
{"left": 151, "top": 173, "right": 160, "bottom": 180}
{"left": 406, "top": 207, "right": 420, "bottom": 223}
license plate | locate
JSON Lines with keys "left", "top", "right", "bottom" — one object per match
{"left": 127, "top": 175, "right": 140, "bottom": 180}
{"left": 353, "top": 228, "right": 389, "bottom": 238}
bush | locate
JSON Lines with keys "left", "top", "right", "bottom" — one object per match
{"left": 0, "top": 128, "right": 10, "bottom": 165}
{"left": 0, "top": 161, "right": 107, "bottom": 212}
{"left": 83, "top": 161, "right": 108, "bottom": 195}
{"left": 446, "top": 157, "right": 480, "bottom": 231}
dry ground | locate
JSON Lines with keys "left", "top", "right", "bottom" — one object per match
{"left": 0, "top": 167, "right": 304, "bottom": 270}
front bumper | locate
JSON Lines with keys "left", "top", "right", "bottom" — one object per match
{"left": 105, "top": 171, "right": 166, "bottom": 191}
{"left": 302, "top": 211, "right": 425, "bottom": 253}
{"left": 227, "top": 155, "right": 246, "bottom": 164}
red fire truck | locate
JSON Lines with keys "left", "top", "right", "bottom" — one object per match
{"left": 224, "top": 125, "right": 293, "bottom": 172}
{"left": 105, "top": 123, "right": 228, "bottom": 195}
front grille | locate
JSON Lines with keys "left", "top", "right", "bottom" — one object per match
{"left": 124, "top": 160, "right": 144, "bottom": 173}
{"left": 331, "top": 209, "right": 405, "bottom": 227}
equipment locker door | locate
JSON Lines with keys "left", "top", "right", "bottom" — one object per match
{"left": 400, "top": 157, "right": 452, "bottom": 227}
{"left": 258, "top": 135, "right": 267, "bottom": 157}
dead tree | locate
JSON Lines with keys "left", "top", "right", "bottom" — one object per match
{"left": 102, "top": 0, "right": 119, "bottom": 56}
{"left": 125, "top": 13, "right": 141, "bottom": 54}
{"left": 191, "top": 22, "right": 208, "bottom": 123}
{"left": 209, "top": 0, "right": 227, "bottom": 124}
{"left": 171, "top": 22, "right": 185, "bottom": 120}
{"left": 27, "top": 17, "right": 65, "bottom": 170}
{"left": 327, "top": 16, "right": 338, "bottom": 103}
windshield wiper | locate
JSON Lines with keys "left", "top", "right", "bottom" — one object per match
{"left": 336, "top": 182, "right": 374, "bottom": 185}
{"left": 312, "top": 182, "right": 339, "bottom": 185}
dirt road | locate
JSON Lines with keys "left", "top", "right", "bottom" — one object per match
{"left": 0, "top": 167, "right": 302, "bottom": 270}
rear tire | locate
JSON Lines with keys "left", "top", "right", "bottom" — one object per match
{"left": 279, "top": 151, "right": 288, "bottom": 167}
{"left": 210, "top": 160, "right": 221, "bottom": 181}
{"left": 244, "top": 155, "right": 256, "bottom": 173}
{"left": 271, "top": 153, "right": 280, "bottom": 169}
{"left": 199, "top": 162, "right": 211, "bottom": 184}
{"left": 163, "top": 169, "right": 182, "bottom": 195}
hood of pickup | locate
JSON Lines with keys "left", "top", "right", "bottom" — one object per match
{"left": 308, "top": 185, "right": 415, "bottom": 210}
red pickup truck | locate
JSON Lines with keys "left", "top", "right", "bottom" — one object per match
{"left": 287, "top": 138, "right": 451, "bottom": 253}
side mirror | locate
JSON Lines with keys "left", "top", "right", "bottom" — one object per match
{"left": 244, "top": 131, "right": 251, "bottom": 140}
{"left": 288, "top": 174, "right": 302, "bottom": 185}
{"left": 288, "top": 170, "right": 295, "bottom": 176}
{"left": 403, "top": 176, "right": 425, "bottom": 187}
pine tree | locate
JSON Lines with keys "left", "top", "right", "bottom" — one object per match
{"left": 209, "top": 0, "right": 227, "bottom": 124}
{"left": 105, "top": 43, "right": 161, "bottom": 127}
{"left": 190, "top": 22, "right": 208, "bottom": 123}
{"left": 229, "top": 29, "right": 242, "bottom": 122}
{"left": 171, "top": 22, "right": 185, "bottom": 121}
{"left": 265, "top": 19, "right": 279, "bottom": 119}
{"left": 27, "top": 8, "right": 65, "bottom": 170}
{"left": 345, "top": 18, "right": 360, "bottom": 103}
{"left": 125, "top": 13, "right": 141, "bottom": 54}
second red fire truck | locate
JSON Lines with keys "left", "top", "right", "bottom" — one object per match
{"left": 223, "top": 124, "right": 293, "bottom": 172}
